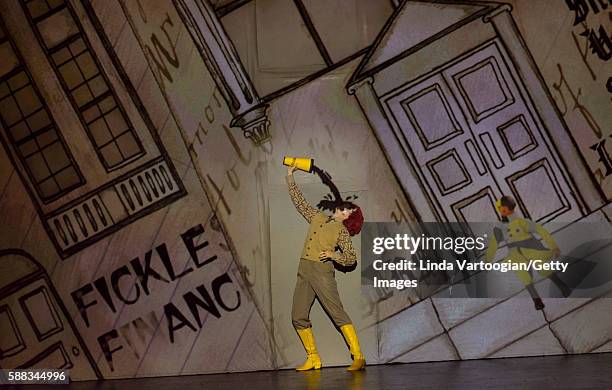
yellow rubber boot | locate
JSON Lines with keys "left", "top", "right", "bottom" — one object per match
{"left": 296, "top": 328, "right": 321, "bottom": 371}
{"left": 340, "top": 324, "right": 366, "bottom": 371}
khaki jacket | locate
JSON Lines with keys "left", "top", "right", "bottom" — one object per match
{"left": 286, "top": 175, "right": 357, "bottom": 266}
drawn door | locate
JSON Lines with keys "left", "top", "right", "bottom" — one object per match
{"left": 442, "top": 41, "right": 581, "bottom": 224}
{"left": 386, "top": 73, "right": 502, "bottom": 223}
{"left": 0, "top": 252, "right": 100, "bottom": 378}
{"left": 385, "top": 40, "right": 581, "bottom": 225}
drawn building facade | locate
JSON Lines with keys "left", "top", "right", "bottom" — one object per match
{"left": 347, "top": 1, "right": 605, "bottom": 225}
{"left": 0, "top": 0, "right": 610, "bottom": 381}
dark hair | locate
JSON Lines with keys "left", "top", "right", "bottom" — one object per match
{"left": 499, "top": 195, "right": 516, "bottom": 223}
{"left": 500, "top": 195, "right": 516, "bottom": 210}
{"left": 336, "top": 202, "right": 364, "bottom": 236}
{"left": 311, "top": 165, "right": 364, "bottom": 235}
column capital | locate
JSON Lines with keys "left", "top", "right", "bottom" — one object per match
{"left": 230, "top": 104, "right": 271, "bottom": 146}
{"left": 347, "top": 76, "right": 374, "bottom": 95}
{"left": 482, "top": 4, "right": 512, "bottom": 23}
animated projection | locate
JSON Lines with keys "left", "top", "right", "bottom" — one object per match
{"left": 0, "top": 0, "right": 610, "bottom": 380}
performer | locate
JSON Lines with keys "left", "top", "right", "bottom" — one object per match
{"left": 485, "top": 195, "right": 571, "bottom": 310}
{"left": 286, "top": 163, "right": 366, "bottom": 371}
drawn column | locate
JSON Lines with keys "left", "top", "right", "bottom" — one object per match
{"left": 173, "top": 0, "right": 270, "bottom": 146}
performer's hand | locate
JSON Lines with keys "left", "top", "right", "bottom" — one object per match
{"left": 552, "top": 247, "right": 561, "bottom": 257}
{"left": 288, "top": 165, "right": 297, "bottom": 175}
{"left": 319, "top": 250, "right": 334, "bottom": 260}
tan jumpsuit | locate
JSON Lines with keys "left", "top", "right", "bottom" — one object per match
{"left": 287, "top": 175, "right": 357, "bottom": 330}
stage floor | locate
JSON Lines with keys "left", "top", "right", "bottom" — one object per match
{"left": 31, "top": 353, "right": 612, "bottom": 389}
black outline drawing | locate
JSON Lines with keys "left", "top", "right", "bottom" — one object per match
{"left": 479, "top": 131, "right": 505, "bottom": 169}
{"left": 18, "top": 285, "right": 64, "bottom": 342}
{"left": 426, "top": 148, "right": 473, "bottom": 196}
{"left": 0, "top": 304, "right": 26, "bottom": 358}
{"left": 497, "top": 114, "right": 538, "bottom": 160}
{"left": 348, "top": 0, "right": 596, "bottom": 226}
{"left": 21, "top": 0, "right": 146, "bottom": 173}
{"left": 465, "top": 139, "right": 488, "bottom": 176}
{"left": 0, "top": 249, "right": 102, "bottom": 378}
{"left": 188, "top": 0, "right": 393, "bottom": 102}
{"left": 451, "top": 185, "right": 498, "bottom": 223}
{"left": 0, "top": 3, "right": 187, "bottom": 259}
{"left": 401, "top": 83, "right": 464, "bottom": 151}
{"left": 17, "top": 341, "right": 73, "bottom": 370}
{"left": 451, "top": 55, "right": 515, "bottom": 123}
{"left": 505, "top": 158, "right": 570, "bottom": 223}
{"left": 0, "top": 19, "right": 85, "bottom": 203}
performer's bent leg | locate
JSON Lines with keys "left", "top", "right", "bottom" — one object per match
{"left": 292, "top": 269, "right": 316, "bottom": 329}
{"left": 292, "top": 262, "right": 320, "bottom": 371}
{"left": 516, "top": 268, "right": 545, "bottom": 310}
{"left": 310, "top": 262, "right": 365, "bottom": 371}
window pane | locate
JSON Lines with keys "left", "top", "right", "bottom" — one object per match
{"left": 10, "top": 120, "right": 30, "bottom": 141}
{"left": 26, "top": 152, "right": 51, "bottom": 182}
{"left": 36, "top": 8, "right": 79, "bottom": 50}
{"left": 59, "top": 61, "right": 84, "bottom": 90}
{"left": 0, "top": 42, "right": 19, "bottom": 78}
{"left": 24, "top": 2, "right": 144, "bottom": 171}
{"left": 55, "top": 165, "right": 80, "bottom": 189}
{"left": 0, "top": 95, "right": 22, "bottom": 126}
{"left": 0, "top": 22, "right": 83, "bottom": 200}
{"left": 27, "top": 109, "right": 51, "bottom": 132}
{"left": 89, "top": 117, "right": 112, "bottom": 146}
{"left": 14, "top": 85, "right": 42, "bottom": 117}
{"left": 116, "top": 132, "right": 140, "bottom": 158}
{"left": 42, "top": 142, "right": 70, "bottom": 173}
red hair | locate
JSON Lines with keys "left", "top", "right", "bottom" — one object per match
{"left": 342, "top": 204, "right": 364, "bottom": 236}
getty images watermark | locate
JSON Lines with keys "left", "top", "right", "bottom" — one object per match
{"left": 360, "top": 222, "right": 612, "bottom": 298}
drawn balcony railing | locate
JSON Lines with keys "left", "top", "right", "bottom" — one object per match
{"left": 46, "top": 159, "right": 181, "bottom": 256}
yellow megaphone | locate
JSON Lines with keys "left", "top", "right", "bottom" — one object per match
{"left": 283, "top": 156, "right": 314, "bottom": 173}
{"left": 495, "top": 198, "right": 503, "bottom": 211}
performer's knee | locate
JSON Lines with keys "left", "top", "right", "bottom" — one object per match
{"left": 292, "top": 318, "right": 310, "bottom": 329}
{"left": 332, "top": 311, "right": 352, "bottom": 328}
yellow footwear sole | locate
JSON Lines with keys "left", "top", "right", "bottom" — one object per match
{"left": 347, "top": 356, "right": 365, "bottom": 371}
{"left": 296, "top": 355, "right": 321, "bottom": 371}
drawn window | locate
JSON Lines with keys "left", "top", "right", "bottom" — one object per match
{"left": 22, "top": 0, "right": 145, "bottom": 171}
{"left": 0, "top": 23, "right": 83, "bottom": 201}
{"left": 19, "top": 286, "right": 63, "bottom": 341}
{"left": 0, "top": 305, "right": 26, "bottom": 358}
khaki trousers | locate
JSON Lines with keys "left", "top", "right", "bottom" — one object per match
{"left": 292, "top": 258, "right": 352, "bottom": 329}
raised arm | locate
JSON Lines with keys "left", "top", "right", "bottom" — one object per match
{"left": 331, "top": 227, "right": 357, "bottom": 267}
{"left": 286, "top": 171, "right": 317, "bottom": 223}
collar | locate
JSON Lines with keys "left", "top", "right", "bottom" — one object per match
{"left": 326, "top": 215, "right": 340, "bottom": 224}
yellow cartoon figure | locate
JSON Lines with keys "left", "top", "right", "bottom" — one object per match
{"left": 485, "top": 196, "right": 571, "bottom": 310}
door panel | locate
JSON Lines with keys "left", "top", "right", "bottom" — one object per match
{"left": 383, "top": 39, "right": 581, "bottom": 224}
{"left": 386, "top": 73, "right": 502, "bottom": 222}
{"left": 0, "top": 277, "right": 98, "bottom": 377}
{"left": 443, "top": 41, "right": 580, "bottom": 223}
